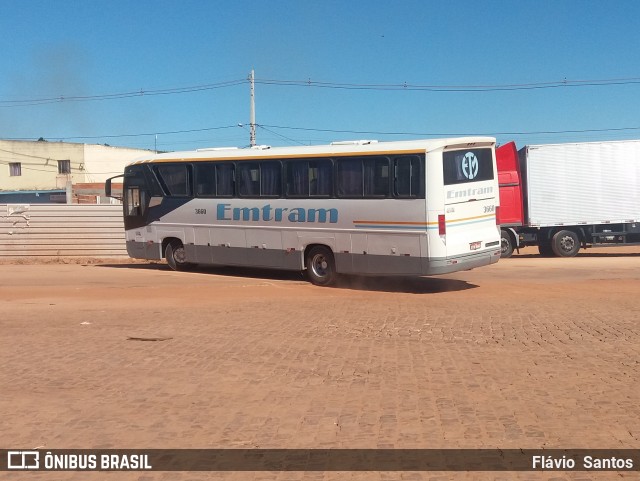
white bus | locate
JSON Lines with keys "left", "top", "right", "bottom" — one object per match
{"left": 106, "top": 138, "right": 501, "bottom": 285}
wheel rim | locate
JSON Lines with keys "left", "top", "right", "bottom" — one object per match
{"left": 501, "top": 238, "right": 510, "bottom": 254}
{"left": 560, "top": 235, "right": 576, "bottom": 252}
{"left": 173, "top": 246, "right": 187, "bottom": 264}
{"left": 311, "top": 253, "right": 329, "bottom": 278}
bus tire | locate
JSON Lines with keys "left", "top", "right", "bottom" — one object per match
{"left": 165, "top": 241, "right": 194, "bottom": 271}
{"left": 305, "top": 246, "right": 337, "bottom": 286}
{"left": 500, "top": 229, "right": 514, "bottom": 258}
{"left": 551, "top": 230, "right": 580, "bottom": 257}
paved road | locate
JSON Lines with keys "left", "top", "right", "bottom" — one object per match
{"left": 1, "top": 249, "right": 639, "bottom": 480}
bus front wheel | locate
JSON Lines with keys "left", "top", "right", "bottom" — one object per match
{"left": 305, "top": 246, "right": 337, "bottom": 286}
{"left": 165, "top": 241, "right": 194, "bottom": 271}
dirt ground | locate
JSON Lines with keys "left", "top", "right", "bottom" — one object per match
{"left": 1, "top": 246, "right": 639, "bottom": 481}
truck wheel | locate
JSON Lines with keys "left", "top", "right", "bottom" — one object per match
{"left": 165, "top": 241, "right": 194, "bottom": 271}
{"left": 305, "top": 246, "right": 337, "bottom": 286}
{"left": 538, "top": 242, "right": 554, "bottom": 257}
{"left": 551, "top": 230, "right": 580, "bottom": 257}
{"left": 500, "top": 230, "right": 514, "bottom": 258}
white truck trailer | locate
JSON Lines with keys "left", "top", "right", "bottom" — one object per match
{"left": 498, "top": 139, "right": 640, "bottom": 257}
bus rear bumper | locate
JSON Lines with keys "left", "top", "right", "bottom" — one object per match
{"left": 423, "top": 249, "right": 501, "bottom": 275}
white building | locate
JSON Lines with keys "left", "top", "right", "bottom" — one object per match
{"left": 0, "top": 140, "right": 152, "bottom": 203}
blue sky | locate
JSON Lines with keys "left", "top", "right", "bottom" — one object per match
{"left": 1, "top": 1, "right": 640, "bottom": 151}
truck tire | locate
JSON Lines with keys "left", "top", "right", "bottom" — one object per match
{"left": 500, "top": 229, "right": 514, "bottom": 258}
{"left": 538, "top": 242, "right": 554, "bottom": 257}
{"left": 551, "top": 230, "right": 580, "bottom": 257}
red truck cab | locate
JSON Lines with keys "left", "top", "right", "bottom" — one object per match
{"left": 496, "top": 142, "right": 524, "bottom": 256}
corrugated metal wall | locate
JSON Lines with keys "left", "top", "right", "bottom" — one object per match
{"left": 0, "top": 204, "right": 127, "bottom": 257}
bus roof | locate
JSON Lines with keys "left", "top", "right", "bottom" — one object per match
{"left": 128, "top": 136, "right": 495, "bottom": 166}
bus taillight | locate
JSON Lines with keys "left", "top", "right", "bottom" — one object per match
{"left": 495, "top": 206, "right": 500, "bottom": 225}
{"left": 438, "top": 214, "right": 446, "bottom": 235}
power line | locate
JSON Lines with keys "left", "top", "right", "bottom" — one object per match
{"left": 5, "top": 123, "right": 640, "bottom": 150}
{"left": 255, "top": 76, "right": 640, "bottom": 92}
{"left": 6, "top": 125, "right": 239, "bottom": 141}
{"left": 259, "top": 124, "right": 640, "bottom": 137}
{"left": 3, "top": 75, "right": 640, "bottom": 109}
{"left": 256, "top": 125, "right": 308, "bottom": 146}
{"left": 0, "top": 147, "right": 62, "bottom": 161}
{"left": 0, "top": 80, "right": 246, "bottom": 107}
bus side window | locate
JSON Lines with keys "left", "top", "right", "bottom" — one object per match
{"left": 237, "top": 162, "right": 260, "bottom": 197}
{"left": 216, "top": 163, "right": 234, "bottom": 197}
{"left": 195, "top": 163, "right": 216, "bottom": 197}
{"left": 155, "top": 164, "right": 192, "bottom": 197}
{"left": 337, "top": 157, "right": 389, "bottom": 198}
{"left": 287, "top": 159, "right": 332, "bottom": 198}
{"left": 287, "top": 161, "right": 309, "bottom": 197}
{"left": 310, "top": 159, "right": 333, "bottom": 197}
{"left": 337, "top": 158, "right": 363, "bottom": 197}
{"left": 260, "top": 161, "right": 281, "bottom": 197}
{"left": 364, "top": 157, "right": 389, "bottom": 197}
{"left": 394, "top": 156, "right": 423, "bottom": 198}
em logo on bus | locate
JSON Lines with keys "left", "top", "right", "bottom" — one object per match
{"left": 462, "top": 152, "right": 479, "bottom": 180}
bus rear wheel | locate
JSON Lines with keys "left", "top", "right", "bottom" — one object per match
{"left": 165, "top": 241, "right": 194, "bottom": 271}
{"left": 305, "top": 246, "right": 337, "bottom": 286}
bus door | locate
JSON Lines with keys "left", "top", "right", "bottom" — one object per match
{"left": 441, "top": 146, "right": 498, "bottom": 257}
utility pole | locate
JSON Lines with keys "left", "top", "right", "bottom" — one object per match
{"left": 249, "top": 69, "right": 256, "bottom": 147}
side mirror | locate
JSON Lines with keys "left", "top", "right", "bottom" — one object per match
{"left": 105, "top": 174, "right": 124, "bottom": 201}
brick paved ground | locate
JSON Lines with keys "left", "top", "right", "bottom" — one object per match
{"left": 1, "top": 248, "right": 639, "bottom": 480}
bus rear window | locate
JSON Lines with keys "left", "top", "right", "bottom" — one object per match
{"left": 443, "top": 148, "right": 494, "bottom": 185}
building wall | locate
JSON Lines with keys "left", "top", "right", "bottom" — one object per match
{"left": 82, "top": 144, "right": 150, "bottom": 183}
{"left": 0, "top": 140, "right": 152, "bottom": 192}
{"left": 0, "top": 140, "right": 85, "bottom": 190}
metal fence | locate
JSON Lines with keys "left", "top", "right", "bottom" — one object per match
{"left": 0, "top": 204, "right": 127, "bottom": 257}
